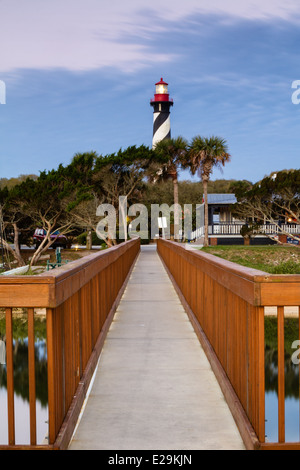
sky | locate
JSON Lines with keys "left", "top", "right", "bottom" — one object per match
{"left": 1, "top": 0, "right": 300, "bottom": 184}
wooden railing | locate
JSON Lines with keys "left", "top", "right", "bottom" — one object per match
{"left": 0, "top": 238, "right": 140, "bottom": 449}
{"left": 157, "top": 238, "right": 300, "bottom": 450}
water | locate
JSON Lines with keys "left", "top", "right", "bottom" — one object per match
{"left": 0, "top": 308, "right": 299, "bottom": 446}
{"left": 0, "top": 310, "right": 48, "bottom": 446}
{"left": 265, "top": 312, "right": 300, "bottom": 443}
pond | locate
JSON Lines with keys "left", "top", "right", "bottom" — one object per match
{"left": 0, "top": 310, "right": 48, "bottom": 446}
{"left": 265, "top": 312, "right": 300, "bottom": 443}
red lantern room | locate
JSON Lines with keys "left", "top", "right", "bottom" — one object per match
{"left": 151, "top": 78, "right": 173, "bottom": 103}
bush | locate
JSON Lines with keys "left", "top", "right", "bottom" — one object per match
{"left": 76, "top": 231, "right": 103, "bottom": 246}
{"left": 269, "top": 260, "right": 300, "bottom": 274}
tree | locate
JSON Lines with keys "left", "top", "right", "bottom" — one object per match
{"left": 152, "top": 137, "right": 188, "bottom": 239}
{"left": 93, "top": 146, "right": 154, "bottom": 243}
{"left": 11, "top": 169, "right": 77, "bottom": 269}
{"left": 0, "top": 185, "right": 35, "bottom": 267}
{"left": 240, "top": 223, "right": 260, "bottom": 245}
{"left": 0, "top": 146, "right": 155, "bottom": 270}
{"left": 0, "top": 174, "right": 38, "bottom": 190}
{"left": 188, "top": 136, "right": 231, "bottom": 246}
{"left": 59, "top": 151, "right": 102, "bottom": 247}
{"left": 67, "top": 146, "right": 154, "bottom": 245}
{"left": 231, "top": 170, "right": 300, "bottom": 243}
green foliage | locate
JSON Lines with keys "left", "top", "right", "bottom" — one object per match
{"left": 0, "top": 174, "right": 38, "bottom": 190}
{"left": 188, "top": 135, "right": 230, "bottom": 180}
{"left": 240, "top": 223, "right": 260, "bottom": 239}
{"left": 201, "top": 245, "right": 300, "bottom": 274}
{"left": 93, "top": 145, "right": 153, "bottom": 176}
{"left": 3, "top": 138, "right": 298, "bottom": 257}
{"left": 270, "top": 260, "right": 300, "bottom": 274}
{"left": 232, "top": 169, "right": 300, "bottom": 227}
{"left": 76, "top": 231, "right": 104, "bottom": 246}
{"left": 229, "top": 180, "right": 253, "bottom": 198}
{"left": 140, "top": 179, "right": 237, "bottom": 207}
{"left": 152, "top": 137, "right": 188, "bottom": 177}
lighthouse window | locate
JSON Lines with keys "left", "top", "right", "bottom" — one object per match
{"left": 156, "top": 84, "right": 168, "bottom": 94}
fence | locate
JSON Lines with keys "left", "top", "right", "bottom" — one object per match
{"left": 157, "top": 238, "right": 300, "bottom": 450}
{"left": 191, "top": 223, "right": 300, "bottom": 240}
{"left": 0, "top": 238, "right": 140, "bottom": 449}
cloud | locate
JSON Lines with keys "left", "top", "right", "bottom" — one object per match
{"left": 1, "top": 0, "right": 300, "bottom": 74}
{"left": 193, "top": 0, "right": 300, "bottom": 22}
{"left": 1, "top": 0, "right": 178, "bottom": 74}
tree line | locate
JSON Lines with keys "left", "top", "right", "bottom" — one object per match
{"left": 230, "top": 169, "right": 300, "bottom": 244}
{"left": 0, "top": 135, "right": 232, "bottom": 269}
{"left": 1, "top": 135, "right": 298, "bottom": 271}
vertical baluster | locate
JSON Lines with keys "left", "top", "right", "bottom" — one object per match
{"left": 257, "top": 306, "right": 265, "bottom": 444}
{"left": 46, "top": 308, "right": 56, "bottom": 445}
{"left": 277, "top": 306, "right": 285, "bottom": 443}
{"left": 5, "top": 307, "right": 15, "bottom": 446}
{"left": 73, "top": 293, "right": 81, "bottom": 387}
{"left": 28, "top": 308, "right": 37, "bottom": 445}
{"left": 247, "top": 304, "right": 253, "bottom": 427}
{"left": 298, "top": 305, "right": 300, "bottom": 442}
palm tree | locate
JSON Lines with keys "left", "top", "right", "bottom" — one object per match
{"left": 188, "top": 136, "right": 231, "bottom": 246}
{"left": 152, "top": 137, "right": 188, "bottom": 239}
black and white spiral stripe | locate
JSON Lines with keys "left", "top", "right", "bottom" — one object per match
{"left": 152, "top": 111, "right": 171, "bottom": 148}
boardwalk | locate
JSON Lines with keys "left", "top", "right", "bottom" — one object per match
{"left": 69, "top": 245, "right": 245, "bottom": 450}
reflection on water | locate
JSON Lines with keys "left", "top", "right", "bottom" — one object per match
{"left": 1, "top": 309, "right": 298, "bottom": 445}
{"left": 0, "top": 310, "right": 48, "bottom": 446}
{"left": 265, "top": 314, "right": 300, "bottom": 443}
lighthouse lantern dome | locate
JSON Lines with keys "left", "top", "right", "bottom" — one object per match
{"left": 155, "top": 78, "right": 168, "bottom": 95}
{"left": 151, "top": 77, "right": 172, "bottom": 104}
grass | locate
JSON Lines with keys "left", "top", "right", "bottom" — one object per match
{"left": 22, "top": 267, "right": 43, "bottom": 275}
{"left": 1, "top": 248, "right": 103, "bottom": 275}
{"left": 201, "top": 245, "right": 300, "bottom": 274}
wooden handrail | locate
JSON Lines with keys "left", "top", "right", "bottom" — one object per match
{"left": 157, "top": 239, "right": 300, "bottom": 450}
{"left": 0, "top": 238, "right": 140, "bottom": 449}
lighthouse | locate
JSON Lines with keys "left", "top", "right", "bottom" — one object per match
{"left": 150, "top": 78, "right": 173, "bottom": 149}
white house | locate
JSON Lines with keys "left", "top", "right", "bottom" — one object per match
{"left": 190, "top": 194, "right": 300, "bottom": 245}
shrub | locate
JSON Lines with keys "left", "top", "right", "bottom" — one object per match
{"left": 269, "top": 260, "right": 300, "bottom": 274}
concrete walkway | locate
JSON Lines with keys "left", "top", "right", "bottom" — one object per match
{"left": 69, "top": 245, "right": 245, "bottom": 450}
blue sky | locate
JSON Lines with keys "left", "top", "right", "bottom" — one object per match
{"left": 1, "top": 0, "right": 300, "bottom": 183}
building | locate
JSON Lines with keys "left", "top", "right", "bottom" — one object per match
{"left": 150, "top": 78, "right": 173, "bottom": 148}
{"left": 191, "top": 194, "right": 300, "bottom": 245}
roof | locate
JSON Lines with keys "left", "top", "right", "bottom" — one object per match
{"left": 206, "top": 194, "right": 237, "bottom": 205}
{"left": 155, "top": 77, "right": 168, "bottom": 85}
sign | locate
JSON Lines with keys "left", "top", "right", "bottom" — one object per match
{"left": 287, "top": 237, "right": 299, "bottom": 245}
{"left": 158, "top": 217, "right": 167, "bottom": 229}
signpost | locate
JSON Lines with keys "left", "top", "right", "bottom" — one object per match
{"left": 158, "top": 217, "right": 167, "bottom": 239}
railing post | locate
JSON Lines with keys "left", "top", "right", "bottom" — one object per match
{"left": 0, "top": 239, "right": 140, "bottom": 449}
{"left": 257, "top": 306, "right": 265, "bottom": 444}
{"left": 46, "top": 308, "right": 56, "bottom": 445}
{"left": 28, "top": 308, "right": 37, "bottom": 446}
{"left": 277, "top": 306, "right": 285, "bottom": 443}
{"left": 5, "top": 308, "right": 15, "bottom": 446}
